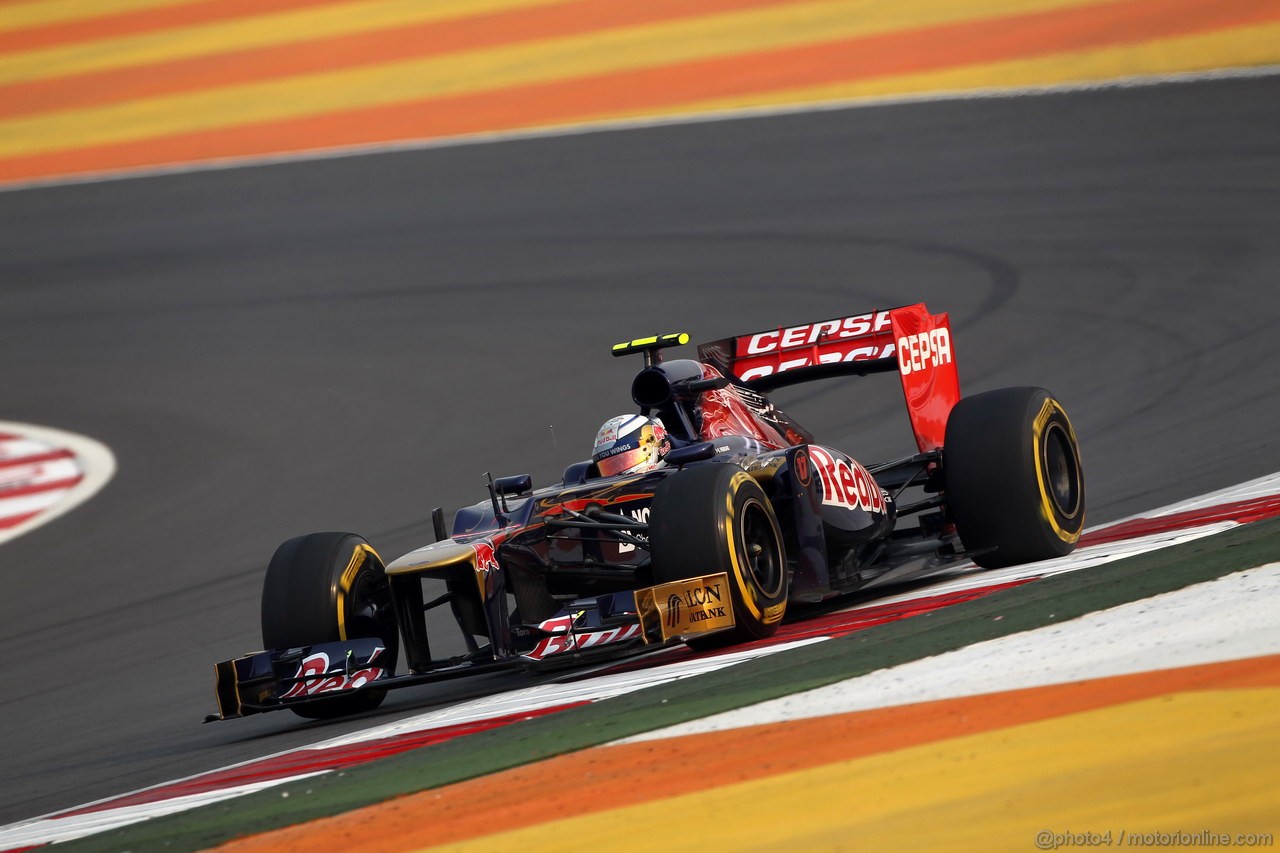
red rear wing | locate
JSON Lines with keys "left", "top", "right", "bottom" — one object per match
{"left": 698, "top": 303, "right": 960, "bottom": 451}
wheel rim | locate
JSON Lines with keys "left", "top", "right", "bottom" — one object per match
{"left": 739, "top": 498, "right": 785, "bottom": 598}
{"left": 346, "top": 561, "right": 397, "bottom": 650}
{"left": 1042, "top": 422, "right": 1082, "bottom": 520}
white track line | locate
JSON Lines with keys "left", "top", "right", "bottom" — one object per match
{"left": 317, "top": 638, "right": 825, "bottom": 750}
{"left": 0, "top": 774, "right": 328, "bottom": 850}
{"left": 1127, "top": 470, "right": 1280, "bottom": 518}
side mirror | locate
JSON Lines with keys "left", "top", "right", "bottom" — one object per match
{"left": 494, "top": 474, "right": 533, "bottom": 496}
{"left": 431, "top": 506, "right": 448, "bottom": 542}
{"left": 665, "top": 442, "right": 716, "bottom": 467}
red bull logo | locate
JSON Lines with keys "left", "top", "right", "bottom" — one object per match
{"left": 280, "top": 649, "right": 385, "bottom": 699}
{"left": 522, "top": 616, "right": 641, "bottom": 661}
{"left": 471, "top": 540, "right": 499, "bottom": 574}
{"left": 809, "top": 446, "right": 886, "bottom": 514}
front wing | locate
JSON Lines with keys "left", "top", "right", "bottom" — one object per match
{"left": 209, "top": 572, "right": 734, "bottom": 720}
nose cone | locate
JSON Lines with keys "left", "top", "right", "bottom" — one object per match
{"left": 385, "top": 540, "right": 476, "bottom": 576}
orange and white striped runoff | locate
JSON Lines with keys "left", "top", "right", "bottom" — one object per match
{"left": 1, "top": 0, "right": 1277, "bottom": 186}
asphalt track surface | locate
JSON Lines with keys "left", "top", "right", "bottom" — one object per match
{"left": 0, "top": 73, "right": 1278, "bottom": 827}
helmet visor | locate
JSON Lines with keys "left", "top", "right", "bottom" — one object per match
{"left": 597, "top": 446, "right": 656, "bottom": 478}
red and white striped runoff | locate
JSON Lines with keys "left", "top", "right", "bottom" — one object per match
{"left": 0, "top": 422, "right": 115, "bottom": 546}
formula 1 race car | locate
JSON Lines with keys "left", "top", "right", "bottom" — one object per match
{"left": 210, "top": 303, "right": 1084, "bottom": 721}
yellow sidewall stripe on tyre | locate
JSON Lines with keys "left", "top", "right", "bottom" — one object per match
{"left": 724, "top": 471, "right": 764, "bottom": 622}
{"left": 336, "top": 543, "right": 380, "bottom": 642}
{"left": 724, "top": 470, "right": 784, "bottom": 625}
{"left": 1032, "top": 397, "right": 1083, "bottom": 546}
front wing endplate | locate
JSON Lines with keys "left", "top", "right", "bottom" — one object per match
{"left": 635, "top": 572, "right": 735, "bottom": 643}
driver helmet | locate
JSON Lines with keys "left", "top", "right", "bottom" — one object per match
{"left": 592, "top": 414, "right": 671, "bottom": 477}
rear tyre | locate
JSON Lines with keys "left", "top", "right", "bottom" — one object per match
{"left": 943, "top": 387, "right": 1085, "bottom": 569}
{"left": 261, "top": 532, "right": 399, "bottom": 719}
{"left": 649, "top": 464, "right": 787, "bottom": 648}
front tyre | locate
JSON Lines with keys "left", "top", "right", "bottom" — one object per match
{"left": 261, "top": 532, "right": 399, "bottom": 719}
{"left": 649, "top": 464, "right": 788, "bottom": 647}
{"left": 943, "top": 387, "right": 1085, "bottom": 569}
